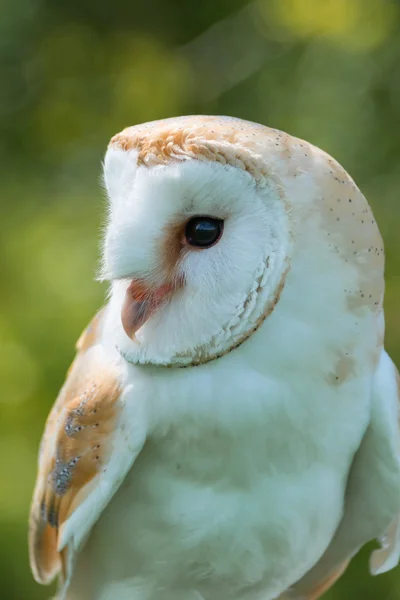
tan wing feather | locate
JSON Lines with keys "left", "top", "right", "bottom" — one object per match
{"left": 278, "top": 560, "right": 349, "bottom": 600}
{"left": 305, "top": 560, "right": 350, "bottom": 599}
{"left": 29, "top": 309, "right": 122, "bottom": 584}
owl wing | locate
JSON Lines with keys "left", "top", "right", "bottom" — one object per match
{"left": 29, "top": 309, "right": 146, "bottom": 588}
{"left": 283, "top": 349, "right": 400, "bottom": 600}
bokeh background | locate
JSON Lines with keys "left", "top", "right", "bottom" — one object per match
{"left": 1, "top": 0, "right": 400, "bottom": 598}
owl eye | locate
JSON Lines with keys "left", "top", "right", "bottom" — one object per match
{"left": 184, "top": 216, "right": 224, "bottom": 248}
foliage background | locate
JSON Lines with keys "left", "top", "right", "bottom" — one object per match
{"left": 1, "top": 0, "right": 400, "bottom": 598}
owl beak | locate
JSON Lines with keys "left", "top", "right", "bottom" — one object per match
{"left": 121, "top": 279, "right": 174, "bottom": 340}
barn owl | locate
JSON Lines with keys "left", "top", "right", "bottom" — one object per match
{"left": 29, "top": 116, "right": 400, "bottom": 600}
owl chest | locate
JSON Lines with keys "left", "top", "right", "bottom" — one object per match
{"left": 89, "top": 352, "right": 372, "bottom": 599}
{"left": 100, "top": 389, "right": 358, "bottom": 599}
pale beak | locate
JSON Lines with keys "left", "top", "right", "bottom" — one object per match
{"left": 121, "top": 279, "right": 174, "bottom": 340}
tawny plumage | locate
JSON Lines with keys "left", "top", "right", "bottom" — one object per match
{"left": 29, "top": 311, "right": 122, "bottom": 584}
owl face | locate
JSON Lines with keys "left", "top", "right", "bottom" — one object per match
{"left": 100, "top": 115, "right": 384, "bottom": 369}
{"left": 102, "top": 148, "right": 290, "bottom": 366}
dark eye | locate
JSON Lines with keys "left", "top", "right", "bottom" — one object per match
{"left": 184, "top": 216, "right": 224, "bottom": 248}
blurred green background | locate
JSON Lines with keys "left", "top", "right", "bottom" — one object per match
{"left": 1, "top": 0, "right": 400, "bottom": 598}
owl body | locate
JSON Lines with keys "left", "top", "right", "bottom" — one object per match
{"left": 29, "top": 116, "right": 400, "bottom": 600}
{"left": 69, "top": 322, "right": 371, "bottom": 600}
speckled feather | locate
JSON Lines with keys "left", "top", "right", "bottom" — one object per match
{"left": 29, "top": 310, "right": 122, "bottom": 585}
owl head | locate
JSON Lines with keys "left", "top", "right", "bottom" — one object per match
{"left": 101, "top": 116, "right": 384, "bottom": 368}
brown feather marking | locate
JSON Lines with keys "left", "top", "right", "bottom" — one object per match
{"left": 279, "top": 559, "right": 350, "bottom": 600}
{"left": 76, "top": 308, "right": 105, "bottom": 353}
{"left": 306, "top": 560, "right": 350, "bottom": 599}
{"left": 160, "top": 219, "right": 187, "bottom": 282}
{"left": 325, "top": 352, "right": 357, "bottom": 386}
{"left": 109, "top": 117, "right": 271, "bottom": 186}
{"left": 29, "top": 310, "right": 122, "bottom": 585}
{"left": 48, "top": 371, "right": 120, "bottom": 527}
{"left": 28, "top": 514, "right": 60, "bottom": 584}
